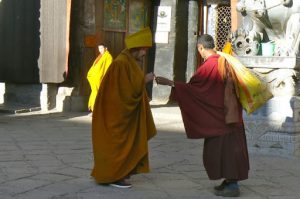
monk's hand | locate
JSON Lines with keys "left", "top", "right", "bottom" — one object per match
{"left": 145, "top": 72, "right": 155, "bottom": 83}
{"left": 155, "top": 76, "right": 174, "bottom": 87}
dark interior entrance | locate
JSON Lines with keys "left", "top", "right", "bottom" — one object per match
{"left": 0, "top": 0, "right": 40, "bottom": 83}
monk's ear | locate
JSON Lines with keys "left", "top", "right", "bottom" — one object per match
{"left": 197, "top": 44, "right": 203, "bottom": 52}
{"left": 197, "top": 44, "right": 201, "bottom": 51}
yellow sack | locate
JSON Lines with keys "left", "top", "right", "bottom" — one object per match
{"left": 217, "top": 51, "right": 273, "bottom": 114}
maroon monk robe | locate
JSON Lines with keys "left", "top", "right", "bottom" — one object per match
{"left": 171, "top": 54, "right": 249, "bottom": 180}
{"left": 171, "top": 54, "right": 244, "bottom": 138}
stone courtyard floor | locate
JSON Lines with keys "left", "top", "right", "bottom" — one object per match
{"left": 0, "top": 106, "right": 299, "bottom": 199}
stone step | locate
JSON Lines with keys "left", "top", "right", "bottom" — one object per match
{"left": 0, "top": 103, "right": 41, "bottom": 114}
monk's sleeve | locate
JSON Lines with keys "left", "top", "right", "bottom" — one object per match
{"left": 93, "top": 56, "right": 155, "bottom": 141}
{"left": 169, "top": 58, "right": 232, "bottom": 138}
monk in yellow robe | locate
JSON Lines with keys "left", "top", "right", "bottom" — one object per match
{"left": 87, "top": 44, "right": 113, "bottom": 111}
{"left": 91, "top": 27, "right": 157, "bottom": 188}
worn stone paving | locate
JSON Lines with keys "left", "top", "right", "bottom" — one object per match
{"left": 0, "top": 106, "right": 300, "bottom": 199}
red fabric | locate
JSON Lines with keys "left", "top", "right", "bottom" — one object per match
{"left": 203, "top": 130, "right": 249, "bottom": 180}
{"left": 171, "top": 54, "right": 243, "bottom": 139}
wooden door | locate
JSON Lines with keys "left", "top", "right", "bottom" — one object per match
{"left": 95, "top": 0, "right": 152, "bottom": 72}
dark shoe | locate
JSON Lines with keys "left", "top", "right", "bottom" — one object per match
{"left": 214, "top": 185, "right": 240, "bottom": 197}
{"left": 125, "top": 175, "right": 131, "bottom": 179}
{"left": 110, "top": 180, "right": 132, "bottom": 188}
{"left": 214, "top": 180, "right": 228, "bottom": 191}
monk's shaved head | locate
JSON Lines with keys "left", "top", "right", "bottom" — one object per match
{"left": 197, "top": 34, "right": 215, "bottom": 49}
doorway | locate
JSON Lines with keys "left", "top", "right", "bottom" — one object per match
{"left": 94, "top": 0, "right": 153, "bottom": 73}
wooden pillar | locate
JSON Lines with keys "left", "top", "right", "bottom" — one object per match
{"left": 198, "top": 0, "right": 204, "bottom": 35}
{"left": 39, "top": 0, "right": 72, "bottom": 83}
{"left": 231, "top": 0, "right": 238, "bottom": 32}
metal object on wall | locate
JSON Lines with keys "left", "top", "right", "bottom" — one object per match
{"left": 206, "top": 0, "right": 230, "bottom": 5}
{"left": 215, "top": 5, "right": 231, "bottom": 51}
{"left": 205, "top": 2, "right": 231, "bottom": 51}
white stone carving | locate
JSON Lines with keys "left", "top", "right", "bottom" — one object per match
{"left": 234, "top": 0, "right": 300, "bottom": 56}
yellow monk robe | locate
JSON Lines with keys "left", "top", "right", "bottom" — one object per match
{"left": 87, "top": 51, "right": 113, "bottom": 111}
{"left": 91, "top": 48, "right": 157, "bottom": 183}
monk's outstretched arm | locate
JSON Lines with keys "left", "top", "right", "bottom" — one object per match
{"left": 155, "top": 76, "right": 175, "bottom": 87}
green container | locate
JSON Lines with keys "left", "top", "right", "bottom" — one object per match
{"left": 261, "top": 42, "right": 275, "bottom": 56}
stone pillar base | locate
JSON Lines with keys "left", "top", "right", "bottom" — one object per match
{"left": 247, "top": 129, "right": 300, "bottom": 156}
{"left": 0, "top": 83, "right": 88, "bottom": 112}
{"left": 245, "top": 96, "right": 300, "bottom": 157}
{"left": 0, "top": 83, "right": 5, "bottom": 104}
{"left": 56, "top": 87, "right": 88, "bottom": 112}
{"left": 40, "top": 84, "right": 58, "bottom": 111}
{"left": 4, "top": 83, "right": 41, "bottom": 106}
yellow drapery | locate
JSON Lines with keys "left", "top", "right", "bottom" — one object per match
{"left": 87, "top": 51, "right": 113, "bottom": 111}
{"left": 91, "top": 49, "right": 156, "bottom": 183}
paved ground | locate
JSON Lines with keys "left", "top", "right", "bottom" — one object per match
{"left": 0, "top": 105, "right": 300, "bottom": 199}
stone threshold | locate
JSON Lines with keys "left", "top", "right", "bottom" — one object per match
{"left": 0, "top": 103, "right": 41, "bottom": 114}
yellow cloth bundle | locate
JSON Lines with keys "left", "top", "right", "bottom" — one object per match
{"left": 217, "top": 51, "right": 273, "bottom": 114}
{"left": 222, "top": 42, "right": 233, "bottom": 55}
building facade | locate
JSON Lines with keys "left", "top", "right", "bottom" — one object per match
{"left": 2, "top": 0, "right": 299, "bottom": 155}
{"left": 0, "top": 0, "right": 232, "bottom": 111}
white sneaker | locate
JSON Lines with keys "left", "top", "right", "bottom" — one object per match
{"left": 110, "top": 180, "right": 132, "bottom": 188}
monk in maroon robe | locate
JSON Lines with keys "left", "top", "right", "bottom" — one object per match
{"left": 155, "top": 34, "right": 249, "bottom": 197}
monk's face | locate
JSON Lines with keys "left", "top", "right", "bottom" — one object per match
{"left": 98, "top": 45, "right": 106, "bottom": 55}
{"left": 197, "top": 44, "right": 207, "bottom": 59}
{"left": 134, "top": 47, "right": 148, "bottom": 62}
